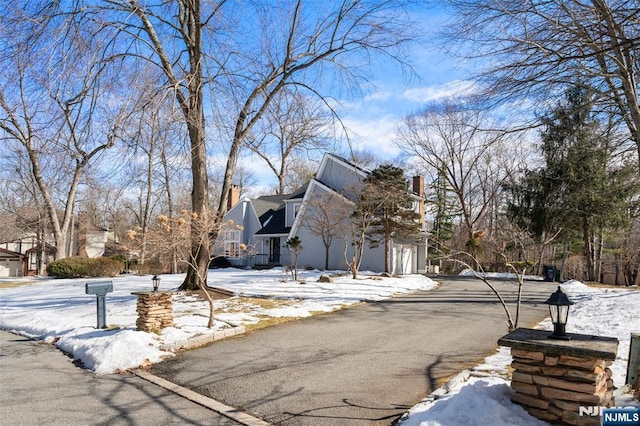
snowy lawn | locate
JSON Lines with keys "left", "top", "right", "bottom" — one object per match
{"left": 1, "top": 269, "right": 638, "bottom": 425}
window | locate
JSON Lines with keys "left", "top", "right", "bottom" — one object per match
{"left": 223, "top": 230, "right": 242, "bottom": 257}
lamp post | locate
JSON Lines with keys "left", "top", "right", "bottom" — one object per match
{"left": 544, "top": 286, "right": 574, "bottom": 340}
{"left": 152, "top": 274, "right": 160, "bottom": 292}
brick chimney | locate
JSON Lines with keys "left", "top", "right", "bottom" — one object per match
{"left": 227, "top": 184, "right": 241, "bottom": 210}
{"left": 413, "top": 176, "right": 425, "bottom": 226}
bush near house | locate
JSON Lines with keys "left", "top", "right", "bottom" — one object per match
{"left": 47, "top": 257, "right": 91, "bottom": 278}
{"left": 134, "top": 259, "right": 163, "bottom": 275}
{"left": 47, "top": 257, "right": 124, "bottom": 278}
{"left": 88, "top": 258, "right": 125, "bottom": 277}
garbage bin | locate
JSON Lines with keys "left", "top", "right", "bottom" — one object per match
{"left": 543, "top": 265, "right": 556, "bottom": 282}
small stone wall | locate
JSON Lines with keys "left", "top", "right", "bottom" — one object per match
{"left": 499, "top": 328, "right": 619, "bottom": 426}
{"left": 510, "top": 348, "right": 613, "bottom": 425}
{"left": 131, "top": 291, "right": 174, "bottom": 332}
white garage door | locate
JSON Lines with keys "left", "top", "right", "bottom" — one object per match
{"left": 0, "top": 258, "right": 22, "bottom": 277}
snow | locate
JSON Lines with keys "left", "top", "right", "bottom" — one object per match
{"left": 400, "top": 279, "right": 640, "bottom": 426}
{"left": 1, "top": 270, "right": 638, "bottom": 424}
{"left": 400, "top": 376, "right": 550, "bottom": 426}
{"left": 0, "top": 269, "right": 436, "bottom": 373}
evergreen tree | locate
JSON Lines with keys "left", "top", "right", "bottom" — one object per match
{"left": 285, "top": 236, "right": 303, "bottom": 281}
{"left": 426, "top": 165, "right": 456, "bottom": 260}
{"left": 362, "top": 165, "right": 422, "bottom": 273}
{"left": 505, "top": 168, "right": 561, "bottom": 243}
{"left": 506, "top": 84, "right": 639, "bottom": 281}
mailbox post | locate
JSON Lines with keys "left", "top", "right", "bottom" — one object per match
{"left": 85, "top": 281, "right": 113, "bottom": 329}
{"left": 628, "top": 332, "right": 640, "bottom": 389}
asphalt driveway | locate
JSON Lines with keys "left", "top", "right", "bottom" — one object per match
{"left": 151, "top": 277, "right": 559, "bottom": 425}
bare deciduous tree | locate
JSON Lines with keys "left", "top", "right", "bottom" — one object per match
{"left": 116, "top": 0, "right": 213, "bottom": 291}
{"left": 0, "top": 4, "right": 138, "bottom": 260}
{"left": 300, "top": 191, "right": 350, "bottom": 269}
{"left": 246, "top": 91, "right": 332, "bottom": 195}
{"left": 396, "top": 104, "right": 515, "bottom": 244}
{"left": 441, "top": 0, "right": 640, "bottom": 165}
{"left": 98, "top": 0, "right": 417, "bottom": 290}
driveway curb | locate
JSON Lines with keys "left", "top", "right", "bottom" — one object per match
{"left": 160, "top": 325, "right": 246, "bottom": 351}
{"left": 134, "top": 369, "right": 270, "bottom": 426}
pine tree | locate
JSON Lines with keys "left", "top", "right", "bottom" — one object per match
{"left": 506, "top": 84, "right": 639, "bottom": 281}
{"left": 426, "top": 165, "right": 456, "bottom": 260}
{"left": 362, "top": 165, "right": 422, "bottom": 273}
{"left": 285, "top": 236, "right": 303, "bottom": 281}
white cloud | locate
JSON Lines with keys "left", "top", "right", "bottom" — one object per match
{"left": 342, "top": 114, "right": 403, "bottom": 157}
{"left": 363, "top": 90, "right": 393, "bottom": 103}
{"left": 402, "top": 80, "right": 477, "bottom": 103}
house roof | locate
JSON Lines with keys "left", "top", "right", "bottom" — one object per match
{"left": 323, "top": 153, "right": 370, "bottom": 175}
{"left": 25, "top": 242, "right": 56, "bottom": 254}
{"left": 287, "top": 184, "right": 309, "bottom": 199}
{"left": 252, "top": 184, "right": 309, "bottom": 236}
{"left": 255, "top": 208, "right": 289, "bottom": 236}
{"left": 0, "top": 247, "right": 25, "bottom": 259}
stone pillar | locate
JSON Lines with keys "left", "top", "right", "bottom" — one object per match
{"left": 498, "top": 328, "right": 619, "bottom": 426}
{"left": 131, "top": 291, "right": 175, "bottom": 332}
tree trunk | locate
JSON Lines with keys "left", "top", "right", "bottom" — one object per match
{"left": 583, "top": 217, "right": 594, "bottom": 281}
{"left": 384, "top": 237, "right": 390, "bottom": 274}
{"left": 595, "top": 229, "right": 604, "bottom": 283}
{"left": 181, "top": 120, "right": 210, "bottom": 290}
{"left": 140, "top": 136, "right": 155, "bottom": 265}
{"left": 324, "top": 243, "right": 330, "bottom": 270}
{"left": 178, "top": 1, "right": 210, "bottom": 291}
{"left": 351, "top": 255, "right": 358, "bottom": 279}
{"left": 160, "top": 136, "right": 179, "bottom": 274}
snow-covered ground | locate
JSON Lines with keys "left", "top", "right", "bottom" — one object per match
{"left": 400, "top": 280, "right": 640, "bottom": 426}
{"left": 1, "top": 269, "right": 638, "bottom": 425}
{"left": 0, "top": 268, "right": 437, "bottom": 373}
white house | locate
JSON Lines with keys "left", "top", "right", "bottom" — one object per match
{"left": 0, "top": 247, "right": 26, "bottom": 277}
{"left": 221, "top": 153, "right": 428, "bottom": 275}
{"left": 0, "top": 213, "right": 108, "bottom": 276}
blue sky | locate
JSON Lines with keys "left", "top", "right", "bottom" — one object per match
{"left": 241, "top": 6, "right": 478, "bottom": 193}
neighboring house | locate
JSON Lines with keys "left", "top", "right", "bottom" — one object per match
{"left": 0, "top": 234, "right": 56, "bottom": 276}
{"left": 0, "top": 247, "right": 26, "bottom": 277}
{"left": 0, "top": 213, "right": 108, "bottom": 276}
{"left": 221, "top": 153, "right": 428, "bottom": 275}
{"left": 76, "top": 216, "right": 109, "bottom": 259}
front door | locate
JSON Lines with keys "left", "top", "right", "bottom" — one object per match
{"left": 269, "top": 237, "right": 281, "bottom": 264}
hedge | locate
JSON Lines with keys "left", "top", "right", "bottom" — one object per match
{"left": 47, "top": 257, "right": 125, "bottom": 278}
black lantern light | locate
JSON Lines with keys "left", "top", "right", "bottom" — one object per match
{"left": 543, "top": 286, "right": 574, "bottom": 340}
{"left": 152, "top": 274, "right": 160, "bottom": 292}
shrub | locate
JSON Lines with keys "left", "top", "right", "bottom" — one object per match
{"left": 136, "top": 259, "right": 163, "bottom": 275}
{"left": 87, "top": 258, "right": 124, "bottom": 277}
{"left": 47, "top": 257, "right": 125, "bottom": 278}
{"left": 109, "top": 254, "right": 131, "bottom": 270}
{"left": 209, "top": 256, "right": 232, "bottom": 269}
{"left": 47, "top": 257, "right": 91, "bottom": 278}
{"left": 109, "top": 254, "right": 127, "bottom": 263}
